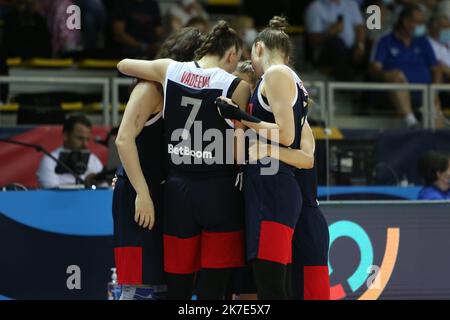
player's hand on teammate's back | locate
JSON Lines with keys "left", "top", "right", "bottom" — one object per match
{"left": 135, "top": 193, "right": 155, "bottom": 230}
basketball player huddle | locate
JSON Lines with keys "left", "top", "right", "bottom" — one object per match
{"left": 113, "top": 16, "right": 330, "bottom": 301}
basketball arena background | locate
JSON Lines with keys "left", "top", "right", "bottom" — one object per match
{"left": 1, "top": 0, "right": 450, "bottom": 301}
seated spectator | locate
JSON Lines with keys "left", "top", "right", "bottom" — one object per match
{"left": 37, "top": 115, "right": 104, "bottom": 189}
{"left": 4, "top": 0, "right": 51, "bottom": 59}
{"left": 111, "top": 0, "right": 164, "bottom": 59}
{"left": 37, "top": 0, "right": 82, "bottom": 58}
{"left": 305, "top": 0, "right": 366, "bottom": 80}
{"left": 418, "top": 151, "right": 450, "bottom": 200}
{"left": 230, "top": 16, "right": 257, "bottom": 61}
{"left": 168, "top": 0, "right": 209, "bottom": 32}
{"left": 427, "top": 14, "right": 450, "bottom": 72}
{"left": 369, "top": 5, "right": 444, "bottom": 128}
{"left": 74, "top": 0, "right": 106, "bottom": 55}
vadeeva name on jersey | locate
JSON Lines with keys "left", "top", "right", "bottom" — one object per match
{"left": 180, "top": 72, "right": 211, "bottom": 89}
{"left": 168, "top": 144, "right": 213, "bottom": 160}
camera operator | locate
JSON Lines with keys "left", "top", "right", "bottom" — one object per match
{"left": 36, "top": 115, "right": 104, "bottom": 188}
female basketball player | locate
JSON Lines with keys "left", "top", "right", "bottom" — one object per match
{"left": 217, "top": 16, "right": 309, "bottom": 300}
{"left": 249, "top": 121, "right": 331, "bottom": 300}
{"left": 113, "top": 28, "right": 205, "bottom": 300}
{"left": 117, "top": 21, "right": 251, "bottom": 300}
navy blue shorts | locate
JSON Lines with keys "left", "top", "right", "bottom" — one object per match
{"left": 244, "top": 164, "right": 302, "bottom": 265}
{"left": 163, "top": 172, "right": 245, "bottom": 274}
{"left": 292, "top": 206, "right": 330, "bottom": 300}
{"left": 112, "top": 176, "right": 165, "bottom": 286}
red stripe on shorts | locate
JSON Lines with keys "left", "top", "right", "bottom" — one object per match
{"left": 201, "top": 230, "right": 245, "bottom": 269}
{"left": 163, "top": 234, "right": 201, "bottom": 274}
{"left": 304, "top": 266, "right": 330, "bottom": 300}
{"left": 257, "top": 221, "right": 294, "bottom": 265}
{"left": 114, "top": 247, "right": 142, "bottom": 285}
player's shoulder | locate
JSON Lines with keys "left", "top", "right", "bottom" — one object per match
{"left": 265, "top": 65, "right": 296, "bottom": 86}
{"left": 214, "top": 67, "right": 236, "bottom": 79}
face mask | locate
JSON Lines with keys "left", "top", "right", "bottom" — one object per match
{"left": 439, "top": 28, "right": 450, "bottom": 45}
{"left": 383, "top": 0, "right": 393, "bottom": 5}
{"left": 414, "top": 24, "right": 427, "bottom": 37}
{"left": 244, "top": 28, "right": 258, "bottom": 47}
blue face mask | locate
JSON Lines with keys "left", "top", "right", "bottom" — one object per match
{"left": 439, "top": 28, "right": 450, "bottom": 45}
{"left": 414, "top": 24, "right": 427, "bottom": 37}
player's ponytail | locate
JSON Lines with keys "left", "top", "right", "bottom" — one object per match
{"left": 268, "top": 16, "right": 288, "bottom": 32}
{"left": 255, "top": 16, "right": 292, "bottom": 60}
{"left": 195, "top": 20, "right": 243, "bottom": 60}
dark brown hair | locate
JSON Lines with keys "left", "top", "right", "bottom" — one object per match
{"left": 395, "top": 4, "right": 423, "bottom": 31}
{"left": 131, "top": 27, "right": 205, "bottom": 93}
{"left": 194, "top": 20, "right": 243, "bottom": 60}
{"left": 255, "top": 16, "right": 292, "bottom": 60}
{"left": 63, "top": 114, "right": 92, "bottom": 134}
{"left": 419, "top": 151, "right": 450, "bottom": 185}
{"left": 156, "top": 27, "right": 205, "bottom": 61}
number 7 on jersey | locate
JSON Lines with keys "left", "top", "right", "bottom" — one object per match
{"left": 181, "top": 96, "right": 202, "bottom": 140}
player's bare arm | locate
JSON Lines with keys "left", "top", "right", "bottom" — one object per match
{"left": 115, "top": 81, "right": 163, "bottom": 230}
{"left": 117, "top": 58, "right": 173, "bottom": 86}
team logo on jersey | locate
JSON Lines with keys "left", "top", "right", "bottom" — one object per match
{"left": 168, "top": 121, "right": 281, "bottom": 175}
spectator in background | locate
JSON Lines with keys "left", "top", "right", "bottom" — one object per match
{"left": 37, "top": 115, "right": 103, "bottom": 189}
{"left": 418, "top": 151, "right": 450, "bottom": 200}
{"left": 427, "top": 14, "right": 450, "bottom": 73}
{"left": 168, "top": 0, "right": 208, "bottom": 32}
{"left": 112, "top": 0, "right": 164, "bottom": 59}
{"left": 230, "top": 16, "right": 257, "bottom": 60}
{"left": 37, "top": 0, "right": 82, "bottom": 58}
{"left": 74, "top": 0, "right": 106, "bottom": 55}
{"left": 427, "top": 13, "right": 450, "bottom": 116}
{"left": 305, "top": 0, "right": 366, "bottom": 80}
{"left": 4, "top": 0, "right": 51, "bottom": 59}
{"left": 369, "top": 5, "right": 444, "bottom": 128}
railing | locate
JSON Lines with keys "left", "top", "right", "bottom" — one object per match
{"left": 0, "top": 76, "right": 111, "bottom": 125}
{"left": 327, "top": 82, "right": 430, "bottom": 129}
{"left": 1, "top": 77, "right": 448, "bottom": 128}
{"left": 429, "top": 84, "right": 450, "bottom": 130}
{"left": 111, "top": 78, "right": 134, "bottom": 126}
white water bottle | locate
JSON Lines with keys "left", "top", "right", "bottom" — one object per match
{"left": 107, "top": 268, "right": 121, "bottom": 300}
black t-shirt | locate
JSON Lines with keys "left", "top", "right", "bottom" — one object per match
{"left": 112, "top": 0, "right": 162, "bottom": 44}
